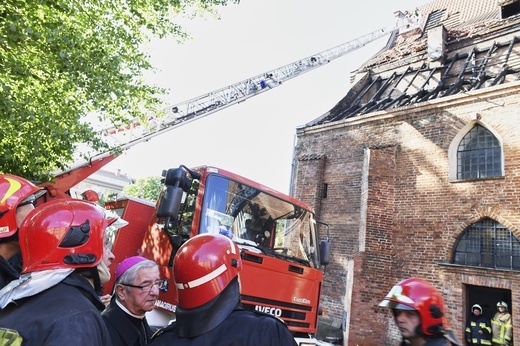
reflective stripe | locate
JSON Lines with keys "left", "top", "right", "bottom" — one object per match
{"left": 176, "top": 263, "right": 227, "bottom": 290}
{"left": 175, "top": 237, "right": 236, "bottom": 290}
{"left": 0, "top": 328, "right": 23, "bottom": 346}
{"left": 478, "top": 322, "right": 491, "bottom": 333}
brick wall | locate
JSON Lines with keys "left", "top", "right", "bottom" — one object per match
{"left": 293, "top": 82, "right": 520, "bottom": 345}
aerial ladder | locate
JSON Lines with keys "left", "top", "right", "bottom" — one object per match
{"left": 52, "top": 14, "right": 422, "bottom": 194}
{"left": 101, "top": 23, "right": 399, "bottom": 147}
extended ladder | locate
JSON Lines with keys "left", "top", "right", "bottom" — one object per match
{"left": 100, "top": 23, "right": 403, "bottom": 150}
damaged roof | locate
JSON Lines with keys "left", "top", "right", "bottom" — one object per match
{"left": 308, "top": 0, "right": 520, "bottom": 126}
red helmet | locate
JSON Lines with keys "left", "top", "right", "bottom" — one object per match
{"left": 0, "top": 174, "right": 45, "bottom": 238}
{"left": 174, "top": 233, "right": 242, "bottom": 309}
{"left": 19, "top": 199, "right": 109, "bottom": 273}
{"left": 379, "top": 277, "right": 447, "bottom": 336}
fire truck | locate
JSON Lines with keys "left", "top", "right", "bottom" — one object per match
{"left": 102, "top": 165, "right": 331, "bottom": 345}
{"left": 39, "top": 15, "right": 418, "bottom": 345}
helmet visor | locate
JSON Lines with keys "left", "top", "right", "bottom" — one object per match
{"left": 18, "top": 189, "right": 46, "bottom": 207}
{"left": 378, "top": 299, "right": 416, "bottom": 311}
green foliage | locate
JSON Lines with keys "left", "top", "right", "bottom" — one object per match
{"left": 0, "top": 0, "right": 238, "bottom": 182}
{"left": 122, "top": 176, "right": 162, "bottom": 202}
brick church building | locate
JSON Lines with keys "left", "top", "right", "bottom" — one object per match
{"left": 290, "top": 0, "right": 520, "bottom": 344}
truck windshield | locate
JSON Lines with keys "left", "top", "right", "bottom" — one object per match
{"left": 200, "top": 174, "right": 319, "bottom": 268}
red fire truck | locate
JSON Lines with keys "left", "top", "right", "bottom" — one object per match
{"left": 101, "top": 164, "right": 331, "bottom": 345}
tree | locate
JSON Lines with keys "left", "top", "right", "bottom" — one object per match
{"left": 122, "top": 176, "right": 162, "bottom": 202}
{"left": 0, "top": 0, "right": 238, "bottom": 182}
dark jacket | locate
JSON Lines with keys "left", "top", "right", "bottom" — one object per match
{"left": 400, "top": 337, "right": 460, "bottom": 345}
{"left": 0, "top": 272, "right": 111, "bottom": 346}
{"left": 425, "top": 339, "right": 459, "bottom": 345}
{"left": 102, "top": 299, "right": 153, "bottom": 346}
{"left": 0, "top": 254, "right": 20, "bottom": 290}
{"left": 465, "top": 313, "right": 492, "bottom": 345}
{"left": 150, "top": 306, "right": 297, "bottom": 346}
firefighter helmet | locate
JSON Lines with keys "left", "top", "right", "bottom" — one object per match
{"left": 497, "top": 301, "right": 508, "bottom": 310}
{"left": 0, "top": 174, "right": 45, "bottom": 238}
{"left": 472, "top": 304, "right": 482, "bottom": 313}
{"left": 379, "top": 277, "right": 447, "bottom": 336}
{"left": 19, "top": 199, "right": 109, "bottom": 273}
{"left": 173, "top": 233, "right": 242, "bottom": 309}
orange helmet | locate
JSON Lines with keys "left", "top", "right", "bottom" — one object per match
{"left": 379, "top": 277, "right": 448, "bottom": 336}
{"left": 173, "top": 233, "right": 242, "bottom": 309}
{"left": 0, "top": 174, "right": 45, "bottom": 238}
{"left": 19, "top": 199, "right": 109, "bottom": 273}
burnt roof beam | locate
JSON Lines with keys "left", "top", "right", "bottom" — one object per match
{"left": 417, "top": 54, "right": 461, "bottom": 102}
{"left": 358, "top": 72, "right": 398, "bottom": 115}
{"left": 441, "top": 51, "right": 475, "bottom": 96}
{"left": 386, "top": 65, "right": 427, "bottom": 109}
{"left": 331, "top": 76, "right": 382, "bottom": 121}
{"left": 399, "top": 66, "right": 440, "bottom": 107}
{"left": 488, "top": 64, "right": 509, "bottom": 86}
{"left": 468, "top": 42, "right": 498, "bottom": 90}
{"left": 370, "top": 70, "right": 413, "bottom": 112}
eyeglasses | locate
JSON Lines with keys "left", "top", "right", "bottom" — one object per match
{"left": 119, "top": 279, "right": 168, "bottom": 292}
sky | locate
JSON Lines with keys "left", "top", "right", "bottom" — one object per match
{"left": 102, "top": 0, "right": 431, "bottom": 193}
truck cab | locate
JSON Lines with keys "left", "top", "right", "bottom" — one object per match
{"left": 105, "top": 165, "right": 331, "bottom": 344}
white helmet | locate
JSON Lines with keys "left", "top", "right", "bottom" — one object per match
{"left": 472, "top": 304, "right": 482, "bottom": 313}
{"left": 497, "top": 301, "right": 508, "bottom": 310}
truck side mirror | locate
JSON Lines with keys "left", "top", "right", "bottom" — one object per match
{"left": 156, "top": 185, "right": 184, "bottom": 219}
{"left": 163, "top": 167, "right": 192, "bottom": 192}
{"left": 319, "top": 240, "right": 331, "bottom": 266}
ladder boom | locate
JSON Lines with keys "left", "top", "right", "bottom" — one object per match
{"left": 101, "top": 23, "right": 400, "bottom": 149}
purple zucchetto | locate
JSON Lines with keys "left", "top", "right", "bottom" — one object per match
{"left": 115, "top": 256, "right": 147, "bottom": 281}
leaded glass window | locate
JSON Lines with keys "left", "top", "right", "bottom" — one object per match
{"left": 457, "top": 124, "right": 501, "bottom": 179}
{"left": 453, "top": 218, "right": 520, "bottom": 270}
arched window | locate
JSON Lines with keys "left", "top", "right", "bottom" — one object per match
{"left": 457, "top": 124, "right": 501, "bottom": 179}
{"left": 453, "top": 218, "right": 520, "bottom": 270}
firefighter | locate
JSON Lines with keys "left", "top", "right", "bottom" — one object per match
{"left": 491, "top": 301, "right": 513, "bottom": 346}
{"left": 379, "top": 277, "right": 462, "bottom": 346}
{"left": 102, "top": 256, "right": 161, "bottom": 345}
{"left": 150, "top": 233, "right": 297, "bottom": 346}
{"left": 465, "top": 304, "right": 492, "bottom": 345}
{"left": 0, "top": 174, "right": 45, "bottom": 289}
{"left": 0, "top": 199, "right": 116, "bottom": 345}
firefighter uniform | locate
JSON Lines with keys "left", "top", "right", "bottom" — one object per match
{"left": 411, "top": 338, "right": 458, "bottom": 346}
{"left": 465, "top": 304, "right": 492, "bottom": 345}
{"left": 0, "top": 272, "right": 111, "bottom": 345}
{"left": 491, "top": 302, "right": 513, "bottom": 346}
{"left": 151, "top": 306, "right": 297, "bottom": 346}
{"left": 0, "top": 256, "right": 19, "bottom": 290}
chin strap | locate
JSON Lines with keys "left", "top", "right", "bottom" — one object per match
{"left": 79, "top": 267, "right": 103, "bottom": 294}
{"left": 92, "top": 267, "right": 102, "bottom": 293}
